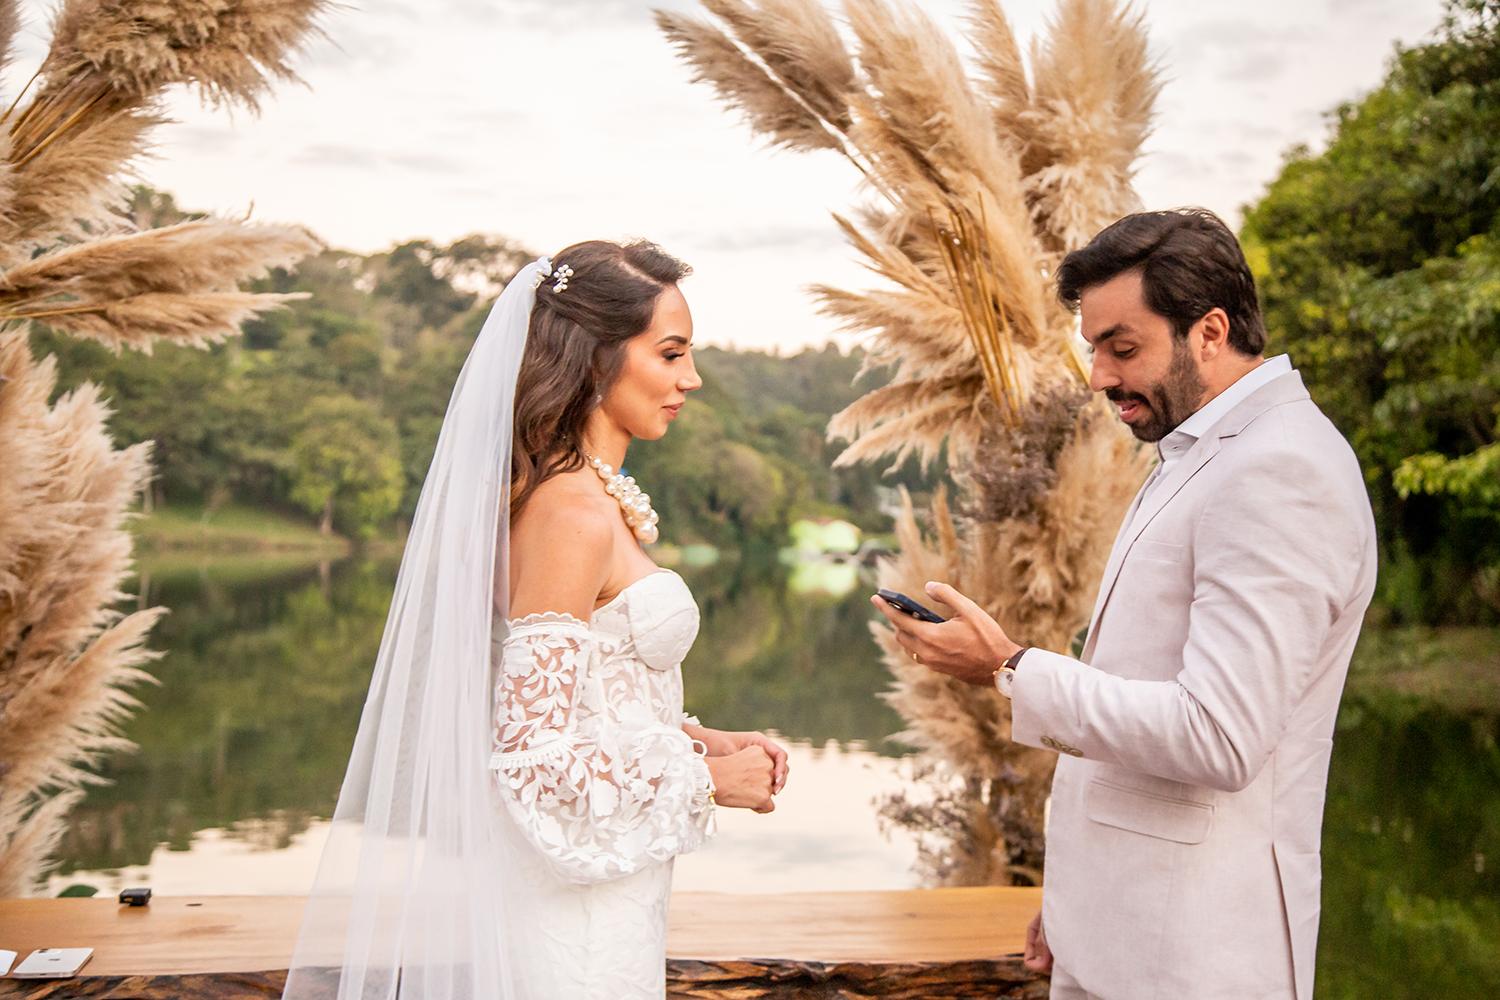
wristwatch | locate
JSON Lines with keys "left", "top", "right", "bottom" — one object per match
{"left": 994, "top": 646, "right": 1029, "bottom": 699}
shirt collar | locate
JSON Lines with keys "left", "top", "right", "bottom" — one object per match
{"left": 1157, "top": 354, "right": 1293, "bottom": 461}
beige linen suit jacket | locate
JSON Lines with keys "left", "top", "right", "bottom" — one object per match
{"left": 1011, "top": 371, "right": 1377, "bottom": 1000}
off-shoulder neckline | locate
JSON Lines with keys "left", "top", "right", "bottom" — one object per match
{"left": 505, "top": 610, "right": 589, "bottom": 630}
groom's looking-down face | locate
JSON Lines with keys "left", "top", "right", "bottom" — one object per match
{"left": 1080, "top": 269, "right": 1208, "bottom": 443}
{"left": 1061, "top": 209, "right": 1269, "bottom": 443}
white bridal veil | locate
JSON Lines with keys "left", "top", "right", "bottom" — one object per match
{"left": 282, "top": 259, "right": 552, "bottom": 1000}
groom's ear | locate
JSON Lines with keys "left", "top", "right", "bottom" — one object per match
{"left": 1194, "top": 306, "right": 1232, "bottom": 360}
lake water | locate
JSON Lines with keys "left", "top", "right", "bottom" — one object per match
{"left": 47, "top": 555, "right": 1500, "bottom": 996}
{"left": 50, "top": 554, "right": 924, "bottom": 898}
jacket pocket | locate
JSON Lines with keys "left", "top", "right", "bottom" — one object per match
{"left": 1132, "top": 539, "right": 1185, "bottom": 563}
{"left": 1085, "top": 778, "right": 1214, "bottom": 844}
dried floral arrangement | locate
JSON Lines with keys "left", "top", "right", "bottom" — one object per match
{"left": 659, "top": 0, "right": 1158, "bottom": 883}
{"left": 0, "top": 0, "right": 328, "bottom": 896}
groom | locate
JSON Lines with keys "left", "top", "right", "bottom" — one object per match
{"left": 875, "top": 209, "right": 1376, "bottom": 1000}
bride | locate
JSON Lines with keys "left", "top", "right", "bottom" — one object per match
{"left": 283, "top": 240, "right": 789, "bottom": 1000}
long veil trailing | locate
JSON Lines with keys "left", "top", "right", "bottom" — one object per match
{"left": 283, "top": 259, "right": 552, "bottom": 1000}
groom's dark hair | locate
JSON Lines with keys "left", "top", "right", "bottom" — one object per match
{"left": 512, "top": 239, "right": 691, "bottom": 517}
{"left": 1056, "top": 208, "right": 1267, "bottom": 356}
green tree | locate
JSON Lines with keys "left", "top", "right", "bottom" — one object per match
{"left": 118, "top": 184, "right": 205, "bottom": 230}
{"left": 627, "top": 394, "right": 792, "bottom": 547}
{"left": 39, "top": 196, "right": 517, "bottom": 531}
{"left": 288, "top": 396, "right": 404, "bottom": 537}
{"left": 1241, "top": 0, "right": 1500, "bottom": 622}
{"left": 41, "top": 186, "right": 947, "bottom": 548}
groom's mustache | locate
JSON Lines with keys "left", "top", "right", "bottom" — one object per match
{"left": 1105, "top": 387, "right": 1148, "bottom": 405}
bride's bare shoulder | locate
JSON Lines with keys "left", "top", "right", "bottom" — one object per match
{"left": 509, "top": 472, "right": 619, "bottom": 619}
{"left": 512, "top": 471, "right": 617, "bottom": 554}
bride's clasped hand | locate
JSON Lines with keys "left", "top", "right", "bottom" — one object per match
{"left": 683, "top": 725, "right": 788, "bottom": 812}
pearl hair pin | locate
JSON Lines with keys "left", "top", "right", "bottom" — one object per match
{"left": 586, "top": 454, "right": 660, "bottom": 544}
{"left": 529, "top": 262, "right": 575, "bottom": 293}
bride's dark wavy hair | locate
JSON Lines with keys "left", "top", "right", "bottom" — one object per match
{"left": 511, "top": 239, "right": 691, "bottom": 517}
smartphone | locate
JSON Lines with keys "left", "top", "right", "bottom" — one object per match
{"left": 12, "top": 948, "right": 93, "bottom": 979}
{"left": 876, "top": 588, "right": 946, "bottom": 623}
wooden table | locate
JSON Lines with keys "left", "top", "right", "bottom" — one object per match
{"left": 0, "top": 889, "right": 1046, "bottom": 998}
{"left": 667, "top": 888, "right": 1041, "bottom": 963}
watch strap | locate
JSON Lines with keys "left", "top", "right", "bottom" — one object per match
{"left": 994, "top": 646, "right": 1029, "bottom": 699}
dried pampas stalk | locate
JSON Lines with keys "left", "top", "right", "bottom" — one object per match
{"left": 0, "top": 0, "right": 19, "bottom": 81}
{"left": 701, "top": 0, "right": 856, "bottom": 129}
{"left": 0, "top": 220, "right": 317, "bottom": 349}
{"left": 0, "top": 0, "right": 333, "bottom": 252}
{"left": 966, "top": 0, "right": 1032, "bottom": 153}
{"left": 0, "top": 0, "right": 329, "bottom": 895}
{"left": 656, "top": 10, "right": 845, "bottom": 154}
{"left": 1022, "top": 0, "right": 1161, "bottom": 253}
{"left": 0, "top": 219, "right": 314, "bottom": 303}
{"left": 20, "top": 290, "right": 303, "bottom": 351}
{"left": 664, "top": 0, "right": 1157, "bottom": 884}
{"left": 0, "top": 332, "right": 163, "bottom": 897}
{"left": 0, "top": 104, "right": 161, "bottom": 257}
{"left": 40, "top": 0, "right": 329, "bottom": 111}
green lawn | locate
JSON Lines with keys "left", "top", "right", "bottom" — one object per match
{"left": 1348, "top": 626, "right": 1500, "bottom": 713}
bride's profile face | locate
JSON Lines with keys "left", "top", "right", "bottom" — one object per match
{"left": 598, "top": 284, "right": 702, "bottom": 441}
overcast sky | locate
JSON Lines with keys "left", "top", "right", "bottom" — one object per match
{"left": 12, "top": 0, "right": 1447, "bottom": 351}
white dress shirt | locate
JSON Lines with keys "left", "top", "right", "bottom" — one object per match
{"left": 1137, "top": 354, "right": 1293, "bottom": 507}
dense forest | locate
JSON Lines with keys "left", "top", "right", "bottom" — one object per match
{"left": 1242, "top": 0, "right": 1500, "bottom": 625}
{"left": 35, "top": 190, "right": 929, "bottom": 551}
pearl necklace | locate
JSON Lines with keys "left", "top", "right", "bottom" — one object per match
{"left": 585, "top": 454, "right": 659, "bottom": 544}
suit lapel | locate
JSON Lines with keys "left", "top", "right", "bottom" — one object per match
{"left": 1082, "top": 435, "right": 1222, "bottom": 660}
{"left": 1083, "top": 474, "right": 1155, "bottom": 647}
{"left": 1080, "top": 371, "right": 1312, "bottom": 662}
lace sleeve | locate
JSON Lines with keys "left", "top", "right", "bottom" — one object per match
{"left": 489, "top": 614, "right": 715, "bottom": 883}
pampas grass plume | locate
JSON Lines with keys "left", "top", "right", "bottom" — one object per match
{"left": 665, "top": 0, "right": 1158, "bottom": 884}
{"left": 0, "top": 0, "right": 328, "bottom": 895}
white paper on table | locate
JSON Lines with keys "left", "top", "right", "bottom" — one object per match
{"left": 0, "top": 949, "right": 15, "bottom": 975}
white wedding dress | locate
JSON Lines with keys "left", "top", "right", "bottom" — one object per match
{"left": 488, "top": 569, "right": 716, "bottom": 999}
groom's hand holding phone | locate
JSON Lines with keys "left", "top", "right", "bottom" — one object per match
{"left": 874, "top": 586, "right": 1046, "bottom": 973}
{"left": 871, "top": 582, "right": 1022, "bottom": 687}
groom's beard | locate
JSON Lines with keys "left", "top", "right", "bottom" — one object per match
{"left": 1106, "top": 337, "right": 1207, "bottom": 443}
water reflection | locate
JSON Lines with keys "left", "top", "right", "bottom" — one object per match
{"left": 54, "top": 554, "right": 908, "bottom": 879}
{"left": 678, "top": 554, "right": 906, "bottom": 752}
{"left": 1318, "top": 695, "right": 1500, "bottom": 998}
